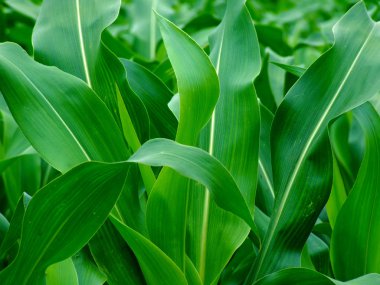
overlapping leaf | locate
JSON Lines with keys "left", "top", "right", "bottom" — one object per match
{"left": 331, "top": 103, "right": 380, "bottom": 280}
{"left": 0, "top": 162, "right": 128, "bottom": 285}
{"left": 0, "top": 43, "right": 128, "bottom": 172}
{"left": 187, "top": 0, "right": 261, "bottom": 283}
{"left": 250, "top": 2, "right": 380, "bottom": 281}
{"left": 144, "top": 13, "right": 219, "bottom": 269}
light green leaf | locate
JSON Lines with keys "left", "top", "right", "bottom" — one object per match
{"left": 46, "top": 258, "right": 79, "bottom": 285}
{"left": 130, "top": 138, "right": 255, "bottom": 230}
{"left": 187, "top": 0, "right": 261, "bottom": 283}
{"left": 33, "top": 0, "right": 150, "bottom": 145}
{"left": 144, "top": 13, "right": 219, "bottom": 269}
{"left": 0, "top": 42, "right": 128, "bottom": 172}
{"left": 0, "top": 162, "right": 128, "bottom": 285}
{"left": 251, "top": 2, "right": 380, "bottom": 281}
{"left": 331, "top": 103, "right": 380, "bottom": 280}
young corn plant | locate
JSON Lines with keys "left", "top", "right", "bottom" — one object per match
{"left": 0, "top": 0, "right": 380, "bottom": 284}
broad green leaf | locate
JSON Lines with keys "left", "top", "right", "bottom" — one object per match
{"left": 89, "top": 220, "right": 145, "bottom": 285}
{"left": 250, "top": 2, "right": 380, "bottom": 280}
{"left": 46, "top": 258, "right": 79, "bottom": 285}
{"left": 187, "top": 0, "right": 261, "bottom": 283}
{"left": 110, "top": 216, "right": 187, "bottom": 285}
{"left": 33, "top": 0, "right": 150, "bottom": 144}
{"left": 253, "top": 268, "right": 380, "bottom": 285}
{"left": 0, "top": 162, "right": 128, "bottom": 285}
{"left": 130, "top": 138, "right": 255, "bottom": 230}
{"left": 331, "top": 103, "right": 380, "bottom": 280}
{"left": 145, "top": 13, "right": 219, "bottom": 269}
{"left": 0, "top": 42, "right": 128, "bottom": 172}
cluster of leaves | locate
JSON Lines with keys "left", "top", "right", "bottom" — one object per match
{"left": 0, "top": 0, "right": 380, "bottom": 284}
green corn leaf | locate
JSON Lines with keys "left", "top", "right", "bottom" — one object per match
{"left": 331, "top": 103, "right": 380, "bottom": 280}
{"left": 0, "top": 161, "right": 128, "bottom": 285}
{"left": 33, "top": 0, "right": 150, "bottom": 144}
{"left": 144, "top": 13, "right": 219, "bottom": 269}
{"left": 110, "top": 216, "right": 187, "bottom": 285}
{"left": 45, "top": 258, "right": 79, "bottom": 285}
{"left": 130, "top": 138, "right": 256, "bottom": 230}
{"left": 250, "top": 2, "right": 380, "bottom": 281}
{"left": 186, "top": 0, "right": 261, "bottom": 283}
{"left": 0, "top": 42, "right": 128, "bottom": 172}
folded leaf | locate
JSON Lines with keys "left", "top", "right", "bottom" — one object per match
{"left": 130, "top": 139, "right": 256, "bottom": 231}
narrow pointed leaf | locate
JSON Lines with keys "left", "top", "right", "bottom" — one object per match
{"left": 187, "top": 0, "right": 261, "bottom": 283}
{"left": 145, "top": 13, "right": 219, "bottom": 268}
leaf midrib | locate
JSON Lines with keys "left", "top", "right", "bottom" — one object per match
{"left": 0, "top": 55, "right": 92, "bottom": 162}
{"left": 75, "top": 0, "right": 92, "bottom": 87}
{"left": 255, "top": 23, "right": 376, "bottom": 277}
{"left": 20, "top": 172, "right": 113, "bottom": 284}
{"left": 198, "top": 21, "right": 226, "bottom": 282}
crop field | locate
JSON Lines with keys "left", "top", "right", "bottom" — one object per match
{"left": 0, "top": 0, "right": 379, "bottom": 284}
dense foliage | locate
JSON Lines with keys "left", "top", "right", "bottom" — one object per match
{"left": 0, "top": 0, "right": 380, "bottom": 284}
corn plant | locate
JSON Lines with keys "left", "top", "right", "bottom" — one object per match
{"left": 0, "top": 0, "right": 380, "bottom": 284}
